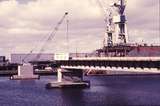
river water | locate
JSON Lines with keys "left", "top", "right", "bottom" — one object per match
{"left": 0, "top": 75, "right": 160, "bottom": 106}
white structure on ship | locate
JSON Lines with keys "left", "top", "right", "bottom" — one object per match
{"left": 104, "top": 0, "right": 129, "bottom": 46}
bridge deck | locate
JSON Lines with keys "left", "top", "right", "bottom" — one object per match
{"left": 57, "top": 57, "right": 160, "bottom": 69}
{"left": 72, "top": 57, "right": 160, "bottom": 61}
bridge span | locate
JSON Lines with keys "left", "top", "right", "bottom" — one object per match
{"left": 0, "top": 56, "right": 159, "bottom": 88}
{"left": 57, "top": 57, "right": 160, "bottom": 70}
{"left": 44, "top": 56, "right": 160, "bottom": 88}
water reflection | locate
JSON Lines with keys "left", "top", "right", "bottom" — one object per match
{"left": 1, "top": 76, "right": 160, "bottom": 106}
{"left": 60, "top": 89, "right": 85, "bottom": 106}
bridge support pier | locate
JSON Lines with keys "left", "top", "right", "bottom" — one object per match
{"left": 10, "top": 64, "right": 39, "bottom": 80}
{"left": 46, "top": 68, "right": 90, "bottom": 89}
{"left": 57, "top": 68, "right": 62, "bottom": 82}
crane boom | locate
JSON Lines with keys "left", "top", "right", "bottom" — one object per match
{"left": 96, "top": 0, "right": 106, "bottom": 15}
{"left": 21, "top": 12, "right": 68, "bottom": 62}
{"left": 35, "top": 12, "right": 68, "bottom": 60}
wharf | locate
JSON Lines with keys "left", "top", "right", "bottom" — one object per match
{"left": 0, "top": 70, "right": 17, "bottom": 76}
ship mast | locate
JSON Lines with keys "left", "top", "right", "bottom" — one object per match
{"left": 104, "top": 0, "right": 128, "bottom": 47}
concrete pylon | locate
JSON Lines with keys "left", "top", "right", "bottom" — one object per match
{"left": 18, "top": 66, "right": 21, "bottom": 76}
{"left": 57, "top": 68, "right": 62, "bottom": 82}
{"left": 11, "top": 64, "right": 39, "bottom": 80}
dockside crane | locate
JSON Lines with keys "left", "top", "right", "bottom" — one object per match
{"left": 22, "top": 12, "right": 68, "bottom": 63}
{"left": 96, "top": 0, "right": 106, "bottom": 16}
{"left": 35, "top": 12, "right": 68, "bottom": 61}
{"left": 95, "top": 0, "right": 113, "bottom": 47}
{"left": 95, "top": 0, "right": 128, "bottom": 47}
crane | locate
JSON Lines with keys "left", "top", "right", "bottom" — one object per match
{"left": 96, "top": 0, "right": 106, "bottom": 16}
{"left": 95, "top": 0, "right": 113, "bottom": 46}
{"left": 95, "top": 0, "right": 128, "bottom": 46}
{"left": 22, "top": 12, "right": 68, "bottom": 63}
{"left": 35, "top": 12, "right": 68, "bottom": 61}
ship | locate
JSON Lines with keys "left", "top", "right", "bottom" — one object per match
{"left": 95, "top": 0, "right": 160, "bottom": 57}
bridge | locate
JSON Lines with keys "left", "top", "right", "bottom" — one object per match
{"left": 0, "top": 56, "right": 160, "bottom": 88}
{"left": 58, "top": 57, "right": 160, "bottom": 69}
{"left": 1, "top": 56, "right": 160, "bottom": 76}
{"left": 45, "top": 56, "right": 160, "bottom": 88}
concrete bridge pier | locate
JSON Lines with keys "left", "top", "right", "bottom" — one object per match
{"left": 10, "top": 64, "right": 39, "bottom": 80}
{"left": 57, "top": 68, "right": 62, "bottom": 82}
{"left": 46, "top": 68, "right": 90, "bottom": 89}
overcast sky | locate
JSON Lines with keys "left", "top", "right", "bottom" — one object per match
{"left": 0, "top": 0, "right": 159, "bottom": 58}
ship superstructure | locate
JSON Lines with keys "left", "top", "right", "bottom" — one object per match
{"left": 104, "top": 0, "right": 128, "bottom": 46}
{"left": 96, "top": 0, "right": 160, "bottom": 57}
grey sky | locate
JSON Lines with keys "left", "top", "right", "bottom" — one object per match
{"left": 0, "top": 0, "right": 159, "bottom": 58}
